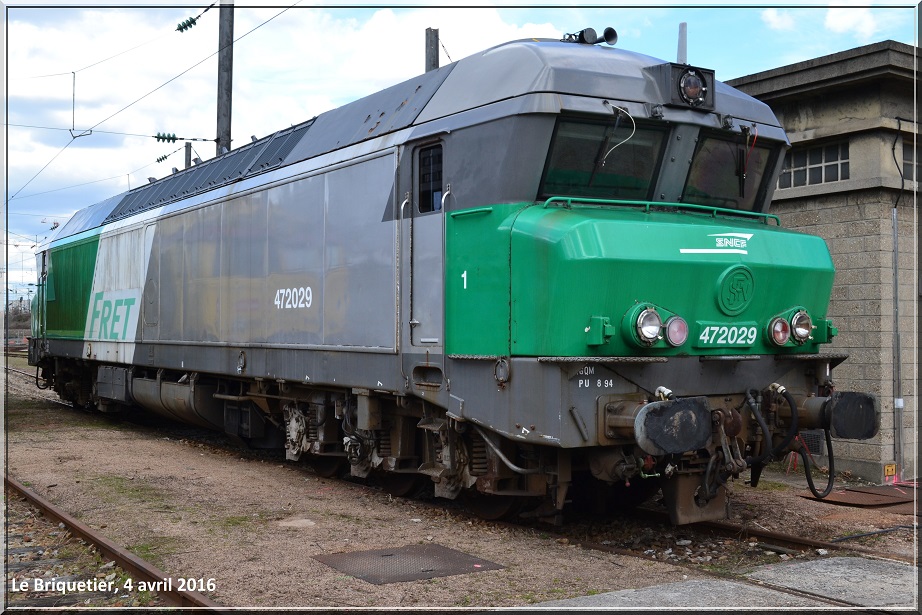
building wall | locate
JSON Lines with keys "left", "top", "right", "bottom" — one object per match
{"left": 770, "top": 188, "right": 915, "bottom": 482}
{"left": 744, "top": 47, "right": 918, "bottom": 482}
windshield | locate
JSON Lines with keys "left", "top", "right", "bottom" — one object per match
{"left": 682, "top": 132, "right": 774, "bottom": 211}
{"left": 540, "top": 118, "right": 667, "bottom": 201}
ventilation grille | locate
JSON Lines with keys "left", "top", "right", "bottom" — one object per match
{"left": 102, "top": 120, "right": 316, "bottom": 224}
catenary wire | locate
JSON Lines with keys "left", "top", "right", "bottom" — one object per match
{"left": 10, "top": 3, "right": 216, "bottom": 80}
{"left": 9, "top": 1, "right": 298, "bottom": 202}
{"left": 9, "top": 140, "right": 75, "bottom": 200}
{"left": 10, "top": 147, "right": 183, "bottom": 202}
{"left": 7, "top": 123, "right": 211, "bottom": 141}
{"left": 85, "top": 0, "right": 301, "bottom": 133}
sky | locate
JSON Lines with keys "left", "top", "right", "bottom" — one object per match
{"left": 2, "top": 1, "right": 918, "bottom": 302}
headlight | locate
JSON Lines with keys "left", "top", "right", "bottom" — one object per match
{"left": 791, "top": 310, "right": 812, "bottom": 343}
{"left": 769, "top": 317, "right": 790, "bottom": 346}
{"left": 636, "top": 308, "right": 662, "bottom": 344}
{"left": 665, "top": 316, "right": 688, "bottom": 347}
{"left": 678, "top": 69, "right": 707, "bottom": 106}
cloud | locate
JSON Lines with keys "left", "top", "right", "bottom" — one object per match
{"left": 4, "top": 4, "right": 915, "bottom": 293}
{"left": 5, "top": 5, "right": 564, "bottom": 293}
{"left": 824, "top": 6, "right": 879, "bottom": 41}
{"left": 7, "top": 5, "right": 562, "bottom": 208}
{"left": 761, "top": 8, "right": 794, "bottom": 31}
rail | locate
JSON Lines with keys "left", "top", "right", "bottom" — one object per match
{"left": 5, "top": 475, "right": 225, "bottom": 610}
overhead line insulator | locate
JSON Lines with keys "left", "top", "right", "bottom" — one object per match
{"left": 176, "top": 17, "right": 198, "bottom": 33}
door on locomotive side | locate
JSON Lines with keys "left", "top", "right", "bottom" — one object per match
{"left": 407, "top": 141, "right": 446, "bottom": 350}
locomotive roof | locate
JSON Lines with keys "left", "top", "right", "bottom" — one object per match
{"left": 49, "top": 38, "right": 781, "bottom": 243}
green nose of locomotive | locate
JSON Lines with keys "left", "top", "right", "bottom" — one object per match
{"left": 444, "top": 199, "right": 838, "bottom": 359}
{"left": 505, "top": 201, "right": 836, "bottom": 358}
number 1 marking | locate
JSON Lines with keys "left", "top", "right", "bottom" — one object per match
{"left": 461, "top": 270, "right": 467, "bottom": 289}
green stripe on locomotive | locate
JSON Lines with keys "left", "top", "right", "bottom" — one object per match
{"left": 43, "top": 234, "right": 101, "bottom": 339}
{"left": 446, "top": 200, "right": 835, "bottom": 357}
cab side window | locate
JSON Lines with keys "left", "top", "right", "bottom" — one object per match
{"left": 418, "top": 145, "right": 443, "bottom": 213}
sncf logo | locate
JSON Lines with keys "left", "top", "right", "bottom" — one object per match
{"left": 680, "top": 233, "right": 754, "bottom": 255}
{"left": 714, "top": 235, "right": 748, "bottom": 249}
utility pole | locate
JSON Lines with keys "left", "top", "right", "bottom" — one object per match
{"left": 185, "top": 142, "right": 192, "bottom": 169}
{"left": 216, "top": 0, "right": 234, "bottom": 157}
{"left": 425, "top": 28, "right": 439, "bottom": 73}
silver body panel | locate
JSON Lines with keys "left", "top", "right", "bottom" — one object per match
{"left": 39, "top": 38, "right": 793, "bottom": 449}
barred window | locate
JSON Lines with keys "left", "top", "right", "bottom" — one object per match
{"left": 777, "top": 141, "right": 849, "bottom": 189}
{"left": 418, "top": 144, "right": 443, "bottom": 213}
{"left": 902, "top": 139, "right": 919, "bottom": 182}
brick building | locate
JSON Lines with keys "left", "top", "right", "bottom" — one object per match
{"left": 728, "top": 41, "right": 917, "bottom": 482}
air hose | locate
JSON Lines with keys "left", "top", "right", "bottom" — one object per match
{"left": 708, "top": 385, "right": 804, "bottom": 498}
{"left": 706, "top": 389, "right": 773, "bottom": 497}
{"left": 769, "top": 384, "right": 800, "bottom": 456}
{"left": 744, "top": 389, "right": 772, "bottom": 467}
{"left": 744, "top": 385, "right": 799, "bottom": 488}
{"left": 798, "top": 426, "right": 836, "bottom": 499}
{"left": 34, "top": 366, "right": 50, "bottom": 390}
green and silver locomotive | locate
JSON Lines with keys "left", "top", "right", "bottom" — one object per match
{"left": 29, "top": 29, "right": 878, "bottom": 524}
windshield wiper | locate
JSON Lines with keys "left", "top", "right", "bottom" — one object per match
{"left": 588, "top": 117, "right": 620, "bottom": 188}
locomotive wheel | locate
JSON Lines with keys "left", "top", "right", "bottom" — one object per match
{"left": 311, "top": 456, "right": 347, "bottom": 478}
{"left": 378, "top": 472, "right": 423, "bottom": 498}
{"left": 464, "top": 491, "right": 523, "bottom": 521}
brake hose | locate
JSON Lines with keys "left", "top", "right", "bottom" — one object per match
{"left": 701, "top": 448, "right": 727, "bottom": 502}
{"left": 744, "top": 386, "right": 798, "bottom": 488}
{"left": 770, "top": 386, "right": 799, "bottom": 456}
{"left": 712, "top": 390, "right": 771, "bottom": 493}
{"left": 744, "top": 389, "right": 773, "bottom": 467}
{"left": 35, "top": 366, "right": 50, "bottom": 390}
{"left": 799, "top": 426, "right": 836, "bottom": 498}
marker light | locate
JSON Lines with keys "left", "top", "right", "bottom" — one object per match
{"left": 769, "top": 317, "right": 790, "bottom": 346}
{"left": 791, "top": 310, "right": 813, "bottom": 343}
{"left": 665, "top": 316, "right": 688, "bottom": 347}
{"left": 636, "top": 308, "right": 663, "bottom": 345}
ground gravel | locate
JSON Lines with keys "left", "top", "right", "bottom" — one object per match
{"left": 4, "top": 364, "right": 917, "bottom": 608}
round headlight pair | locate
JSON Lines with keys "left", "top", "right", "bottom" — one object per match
{"left": 769, "top": 310, "right": 812, "bottom": 346}
{"left": 636, "top": 308, "right": 688, "bottom": 347}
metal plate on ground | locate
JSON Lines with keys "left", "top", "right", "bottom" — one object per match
{"left": 313, "top": 544, "right": 503, "bottom": 584}
{"left": 800, "top": 484, "right": 917, "bottom": 509}
{"left": 874, "top": 501, "right": 919, "bottom": 516}
{"left": 799, "top": 490, "right": 895, "bottom": 507}
{"left": 845, "top": 484, "right": 915, "bottom": 501}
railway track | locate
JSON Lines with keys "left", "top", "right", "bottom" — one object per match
{"left": 5, "top": 367, "right": 915, "bottom": 609}
{"left": 6, "top": 365, "right": 36, "bottom": 379}
{"left": 8, "top": 360, "right": 913, "bottom": 568}
{"left": 5, "top": 476, "right": 223, "bottom": 610}
{"left": 554, "top": 500, "right": 917, "bottom": 565}
{"left": 696, "top": 517, "right": 916, "bottom": 564}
